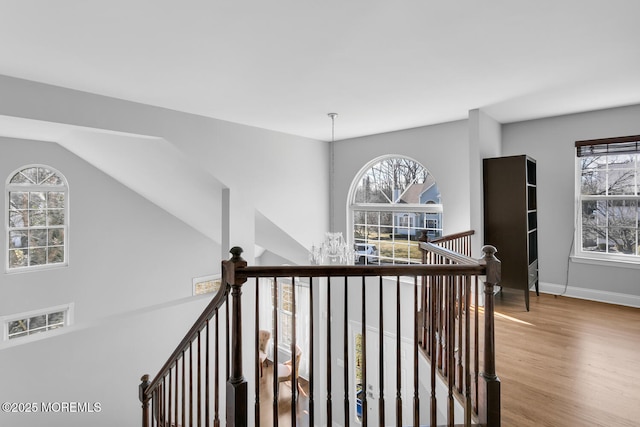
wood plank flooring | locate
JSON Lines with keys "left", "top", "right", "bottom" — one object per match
{"left": 258, "top": 361, "right": 310, "bottom": 427}
{"left": 257, "top": 290, "right": 640, "bottom": 426}
{"left": 493, "top": 289, "right": 640, "bottom": 427}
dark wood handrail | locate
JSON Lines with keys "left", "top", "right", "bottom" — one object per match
{"left": 144, "top": 283, "right": 230, "bottom": 394}
{"left": 231, "top": 263, "right": 485, "bottom": 279}
{"left": 420, "top": 241, "right": 479, "bottom": 265}
{"left": 140, "top": 230, "right": 500, "bottom": 427}
{"left": 428, "top": 229, "right": 475, "bottom": 245}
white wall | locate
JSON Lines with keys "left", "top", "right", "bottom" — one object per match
{"left": 0, "top": 74, "right": 330, "bottom": 261}
{"left": 502, "top": 104, "right": 640, "bottom": 305}
{"left": 0, "top": 138, "right": 218, "bottom": 322}
{"left": 0, "top": 293, "right": 214, "bottom": 427}
{"left": 0, "top": 138, "right": 219, "bottom": 426}
{"left": 0, "top": 75, "right": 331, "bottom": 427}
{"left": 332, "top": 119, "right": 471, "bottom": 239}
{"left": 469, "top": 109, "right": 502, "bottom": 257}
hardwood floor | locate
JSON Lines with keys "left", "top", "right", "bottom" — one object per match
{"left": 258, "top": 361, "right": 310, "bottom": 427}
{"left": 493, "top": 289, "right": 640, "bottom": 427}
{"left": 256, "top": 291, "right": 639, "bottom": 426}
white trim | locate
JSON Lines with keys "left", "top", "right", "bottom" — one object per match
{"left": 351, "top": 202, "right": 443, "bottom": 213}
{"left": 570, "top": 254, "right": 640, "bottom": 270}
{"left": 538, "top": 281, "right": 640, "bottom": 308}
{"left": 1, "top": 302, "right": 75, "bottom": 345}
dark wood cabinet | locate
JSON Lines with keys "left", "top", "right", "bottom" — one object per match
{"left": 483, "top": 155, "right": 539, "bottom": 311}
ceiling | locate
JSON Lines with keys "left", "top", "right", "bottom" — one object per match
{"left": 1, "top": 1, "right": 639, "bottom": 141}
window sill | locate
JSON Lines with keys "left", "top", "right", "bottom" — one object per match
{"left": 571, "top": 255, "right": 640, "bottom": 270}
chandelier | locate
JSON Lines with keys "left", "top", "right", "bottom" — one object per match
{"left": 309, "top": 232, "right": 356, "bottom": 265}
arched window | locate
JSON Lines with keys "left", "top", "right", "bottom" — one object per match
{"left": 7, "top": 166, "right": 68, "bottom": 271}
{"left": 349, "top": 156, "right": 442, "bottom": 264}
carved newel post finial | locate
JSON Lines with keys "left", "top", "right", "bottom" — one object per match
{"left": 139, "top": 374, "right": 151, "bottom": 427}
{"left": 481, "top": 245, "right": 501, "bottom": 286}
{"left": 229, "top": 246, "right": 244, "bottom": 263}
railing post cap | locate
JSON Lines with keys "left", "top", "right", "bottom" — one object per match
{"left": 229, "top": 246, "right": 244, "bottom": 261}
{"left": 481, "top": 245, "right": 497, "bottom": 256}
{"left": 140, "top": 374, "right": 149, "bottom": 382}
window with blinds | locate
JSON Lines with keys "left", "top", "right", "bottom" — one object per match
{"left": 576, "top": 135, "right": 640, "bottom": 262}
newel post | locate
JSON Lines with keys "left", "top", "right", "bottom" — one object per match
{"left": 479, "top": 245, "right": 501, "bottom": 427}
{"left": 139, "top": 374, "right": 150, "bottom": 427}
{"left": 223, "top": 246, "right": 248, "bottom": 427}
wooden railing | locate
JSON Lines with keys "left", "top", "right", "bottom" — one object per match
{"left": 139, "top": 276, "right": 233, "bottom": 427}
{"left": 426, "top": 229, "right": 474, "bottom": 256}
{"left": 140, "top": 231, "right": 500, "bottom": 427}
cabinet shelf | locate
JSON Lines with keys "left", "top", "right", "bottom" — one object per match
{"left": 483, "top": 155, "right": 539, "bottom": 311}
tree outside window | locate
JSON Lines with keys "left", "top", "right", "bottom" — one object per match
{"left": 577, "top": 137, "right": 640, "bottom": 261}
{"left": 7, "top": 166, "right": 68, "bottom": 270}
{"left": 351, "top": 156, "right": 442, "bottom": 264}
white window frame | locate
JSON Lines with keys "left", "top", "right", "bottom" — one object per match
{"left": 272, "top": 278, "right": 295, "bottom": 351}
{"left": 6, "top": 165, "right": 69, "bottom": 272}
{"left": 348, "top": 155, "right": 443, "bottom": 265}
{"left": 574, "top": 137, "right": 640, "bottom": 267}
{"left": 2, "top": 303, "right": 74, "bottom": 346}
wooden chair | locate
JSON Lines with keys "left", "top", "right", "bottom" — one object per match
{"left": 258, "top": 330, "right": 270, "bottom": 377}
{"left": 277, "top": 344, "right": 306, "bottom": 396}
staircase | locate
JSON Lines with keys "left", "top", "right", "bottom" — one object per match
{"left": 139, "top": 231, "right": 501, "bottom": 426}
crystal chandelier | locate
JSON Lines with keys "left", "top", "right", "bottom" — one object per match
{"left": 309, "top": 232, "right": 356, "bottom": 265}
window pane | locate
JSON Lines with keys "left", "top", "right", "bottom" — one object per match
{"left": 21, "top": 168, "right": 38, "bottom": 184}
{"left": 607, "top": 168, "right": 635, "bottom": 195}
{"left": 353, "top": 210, "right": 365, "bottom": 225}
{"left": 29, "top": 192, "right": 46, "bottom": 209}
{"left": 52, "top": 228, "right": 65, "bottom": 244}
{"left": 38, "top": 167, "right": 54, "bottom": 184}
{"left": 28, "top": 315, "right": 47, "bottom": 333}
{"left": 30, "top": 210, "right": 45, "bottom": 226}
{"left": 9, "top": 192, "right": 29, "bottom": 209}
{"left": 281, "top": 283, "right": 293, "bottom": 312}
{"left": 8, "top": 320, "right": 27, "bottom": 335}
{"left": 9, "top": 231, "right": 27, "bottom": 249}
{"left": 9, "top": 210, "right": 28, "bottom": 228}
{"left": 48, "top": 192, "right": 65, "bottom": 208}
{"left": 48, "top": 209, "right": 65, "bottom": 226}
{"left": 48, "top": 311, "right": 65, "bottom": 328}
{"left": 280, "top": 313, "right": 292, "bottom": 345}
{"left": 42, "top": 173, "right": 63, "bottom": 185}
{"left": 29, "top": 229, "right": 47, "bottom": 247}
{"left": 10, "top": 172, "right": 31, "bottom": 184}
{"left": 355, "top": 158, "right": 435, "bottom": 204}
{"left": 581, "top": 224, "right": 598, "bottom": 251}
{"left": 48, "top": 246, "right": 64, "bottom": 264}
{"left": 30, "top": 248, "right": 47, "bottom": 265}
{"left": 580, "top": 157, "right": 606, "bottom": 195}
{"left": 9, "top": 249, "right": 28, "bottom": 268}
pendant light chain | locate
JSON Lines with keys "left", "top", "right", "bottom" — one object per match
{"left": 328, "top": 112, "right": 338, "bottom": 142}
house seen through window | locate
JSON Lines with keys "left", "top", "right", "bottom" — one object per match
{"left": 350, "top": 156, "right": 442, "bottom": 264}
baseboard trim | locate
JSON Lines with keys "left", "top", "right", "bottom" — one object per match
{"left": 538, "top": 281, "right": 640, "bottom": 308}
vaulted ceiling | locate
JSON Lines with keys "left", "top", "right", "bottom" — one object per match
{"left": 1, "top": 1, "right": 639, "bottom": 141}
